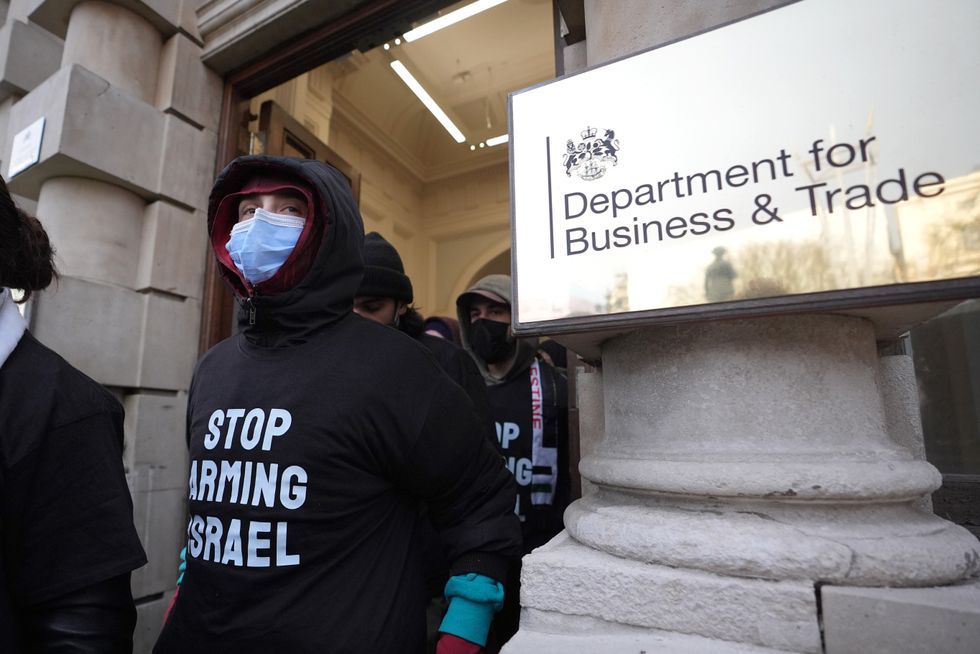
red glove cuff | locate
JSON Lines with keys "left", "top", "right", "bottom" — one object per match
{"left": 436, "top": 633, "right": 483, "bottom": 654}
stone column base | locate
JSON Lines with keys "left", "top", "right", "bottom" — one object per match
{"left": 508, "top": 533, "right": 822, "bottom": 653}
{"left": 503, "top": 609, "right": 797, "bottom": 653}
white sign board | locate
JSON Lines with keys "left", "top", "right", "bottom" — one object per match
{"left": 8, "top": 117, "right": 45, "bottom": 177}
{"left": 510, "top": 0, "right": 980, "bottom": 333}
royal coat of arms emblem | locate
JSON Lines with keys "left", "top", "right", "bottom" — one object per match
{"left": 562, "top": 126, "right": 620, "bottom": 180}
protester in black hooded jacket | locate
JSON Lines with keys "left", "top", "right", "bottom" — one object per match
{"left": 354, "top": 232, "right": 500, "bottom": 652}
{"left": 154, "top": 156, "right": 520, "bottom": 654}
{"left": 457, "top": 274, "right": 569, "bottom": 651}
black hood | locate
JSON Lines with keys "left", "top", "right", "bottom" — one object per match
{"left": 207, "top": 155, "right": 364, "bottom": 347}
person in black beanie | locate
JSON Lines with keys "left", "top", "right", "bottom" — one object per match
{"left": 354, "top": 232, "right": 503, "bottom": 653}
{"left": 354, "top": 232, "right": 496, "bottom": 451}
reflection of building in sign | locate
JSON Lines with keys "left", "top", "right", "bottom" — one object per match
{"left": 908, "top": 168, "right": 980, "bottom": 280}
{"left": 605, "top": 272, "right": 629, "bottom": 313}
{"left": 704, "top": 246, "right": 736, "bottom": 302}
{"left": 796, "top": 123, "right": 892, "bottom": 289}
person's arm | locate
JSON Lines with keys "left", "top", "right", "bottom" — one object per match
{"left": 393, "top": 375, "right": 521, "bottom": 649}
{"left": 17, "top": 573, "right": 137, "bottom": 654}
{"left": 5, "top": 400, "right": 146, "bottom": 651}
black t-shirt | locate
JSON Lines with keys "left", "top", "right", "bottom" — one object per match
{"left": 486, "top": 359, "right": 569, "bottom": 554}
{"left": 155, "top": 314, "right": 520, "bottom": 654}
{"left": 0, "top": 333, "right": 147, "bottom": 651}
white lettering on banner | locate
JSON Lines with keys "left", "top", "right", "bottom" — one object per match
{"left": 185, "top": 515, "right": 300, "bottom": 568}
{"left": 216, "top": 460, "right": 241, "bottom": 502}
{"left": 240, "top": 408, "right": 264, "bottom": 450}
{"left": 203, "top": 408, "right": 294, "bottom": 452}
{"left": 495, "top": 421, "right": 521, "bottom": 449}
{"left": 506, "top": 456, "right": 533, "bottom": 486}
{"left": 222, "top": 519, "right": 244, "bottom": 566}
{"left": 530, "top": 360, "right": 558, "bottom": 506}
{"left": 223, "top": 409, "right": 246, "bottom": 449}
{"left": 280, "top": 466, "right": 308, "bottom": 509}
{"left": 187, "top": 407, "right": 306, "bottom": 569}
{"left": 247, "top": 521, "right": 271, "bottom": 567}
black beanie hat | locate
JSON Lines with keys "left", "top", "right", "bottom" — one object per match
{"left": 358, "top": 232, "right": 413, "bottom": 302}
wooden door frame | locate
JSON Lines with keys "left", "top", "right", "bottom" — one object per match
{"left": 200, "top": 0, "right": 457, "bottom": 354}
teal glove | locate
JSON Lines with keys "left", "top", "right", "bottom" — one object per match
{"left": 176, "top": 546, "right": 186, "bottom": 585}
{"left": 438, "top": 573, "right": 504, "bottom": 647}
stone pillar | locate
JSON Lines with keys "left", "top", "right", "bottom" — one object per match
{"left": 506, "top": 316, "right": 979, "bottom": 653}
{"left": 2, "top": 2, "right": 221, "bottom": 651}
{"left": 62, "top": 1, "right": 161, "bottom": 102}
{"left": 503, "top": 3, "right": 980, "bottom": 652}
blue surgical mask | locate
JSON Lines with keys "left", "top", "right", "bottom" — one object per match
{"left": 225, "top": 208, "right": 306, "bottom": 284}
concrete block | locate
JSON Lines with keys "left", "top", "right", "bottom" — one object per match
{"left": 30, "top": 275, "right": 142, "bottom": 387}
{"left": 177, "top": 0, "right": 202, "bottom": 45}
{"left": 138, "top": 292, "right": 201, "bottom": 391}
{"left": 575, "top": 367, "right": 603, "bottom": 497}
{"left": 0, "top": 18, "right": 62, "bottom": 102}
{"left": 26, "top": 0, "right": 182, "bottom": 39}
{"left": 0, "top": 95, "right": 14, "bottom": 167}
{"left": 4, "top": 64, "right": 165, "bottom": 200}
{"left": 123, "top": 391, "right": 189, "bottom": 491}
{"left": 61, "top": 0, "right": 162, "bottom": 104}
{"left": 562, "top": 40, "right": 587, "bottom": 76}
{"left": 879, "top": 354, "right": 931, "bottom": 511}
{"left": 155, "top": 32, "right": 221, "bottom": 131}
{"left": 822, "top": 581, "right": 980, "bottom": 654}
{"left": 156, "top": 113, "right": 217, "bottom": 209}
{"left": 136, "top": 201, "right": 207, "bottom": 299}
{"left": 4, "top": 65, "right": 216, "bottom": 211}
{"left": 130, "top": 486, "right": 185, "bottom": 599}
{"left": 504, "top": 610, "right": 798, "bottom": 654}
{"left": 521, "top": 533, "right": 822, "bottom": 653}
{"left": 36, "top": 176, "right": 145, "bottom": 287}
{"left": 133, "top": 589, "right": 175, "bottom": 654}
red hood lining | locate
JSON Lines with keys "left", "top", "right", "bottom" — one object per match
{"left": 211, "top": 181, "right": 324, "bottom": 297}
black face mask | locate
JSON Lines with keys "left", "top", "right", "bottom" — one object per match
{"left": 469, "top": 318, "right": 514, "bottom": 364}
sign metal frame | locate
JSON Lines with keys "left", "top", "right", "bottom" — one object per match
{"left": 507, "top": 0, "right": 980, "bottom": 336}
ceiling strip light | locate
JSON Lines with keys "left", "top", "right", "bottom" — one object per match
{"left": 390, "top": 60, "right": 466, "bottom": 143}
{"left": 485, "top": 134, "right": 508, "bottom": 147}
{"left": 403, "top": 0, "right": 508, "bottom": 42}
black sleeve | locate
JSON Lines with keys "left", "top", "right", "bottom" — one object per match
{"left": 3, "top": 409, "right": 147, "bottom": 607}
{"left": 393, "top": 380, "right": 522, "bottom": 584}
{"left": 16, "top": 573, "right": 137, "bottom": 654}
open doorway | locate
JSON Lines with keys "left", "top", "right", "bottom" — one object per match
{"left": 202, "top": 0, "right": 556, "bottom": 349}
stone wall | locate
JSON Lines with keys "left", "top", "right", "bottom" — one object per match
{"left": 0, "top": 1, "right": 221, "bottom": 649}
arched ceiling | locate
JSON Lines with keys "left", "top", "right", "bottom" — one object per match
{"left": 326, "top": 0, "right": 555, "bottom": 180}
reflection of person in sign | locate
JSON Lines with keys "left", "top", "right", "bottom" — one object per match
{"left": 705, "top": 246, "right": 737, "bottom": 302}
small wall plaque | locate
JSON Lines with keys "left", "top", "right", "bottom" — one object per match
{"left": 9, "top": 116, "right": 45, "bottom": 178}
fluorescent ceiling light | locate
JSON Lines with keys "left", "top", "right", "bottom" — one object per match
{"left": 485, "top": 134, "right": 508, "bottom": 147}
{"left": 390, "top": 60, "right": 466, "bottom": 143}
{"left": 403, "top": 0, "right": 508, "bottom": 42}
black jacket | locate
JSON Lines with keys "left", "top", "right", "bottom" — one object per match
{"left": 0, "top": 332, "right": 146, "bottom": 653}
{"left": 416, "top": 332, "right": 497, "bottom": 451}
{"left": 155, "top": 156, "right": 520, "bottom": 654}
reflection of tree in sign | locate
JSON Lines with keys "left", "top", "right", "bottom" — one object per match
{"left": 922, "top": 180, "right": 980, "bottom": 279}
{"left": 731, "top": 240, "right": 841, "bottom": 298}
